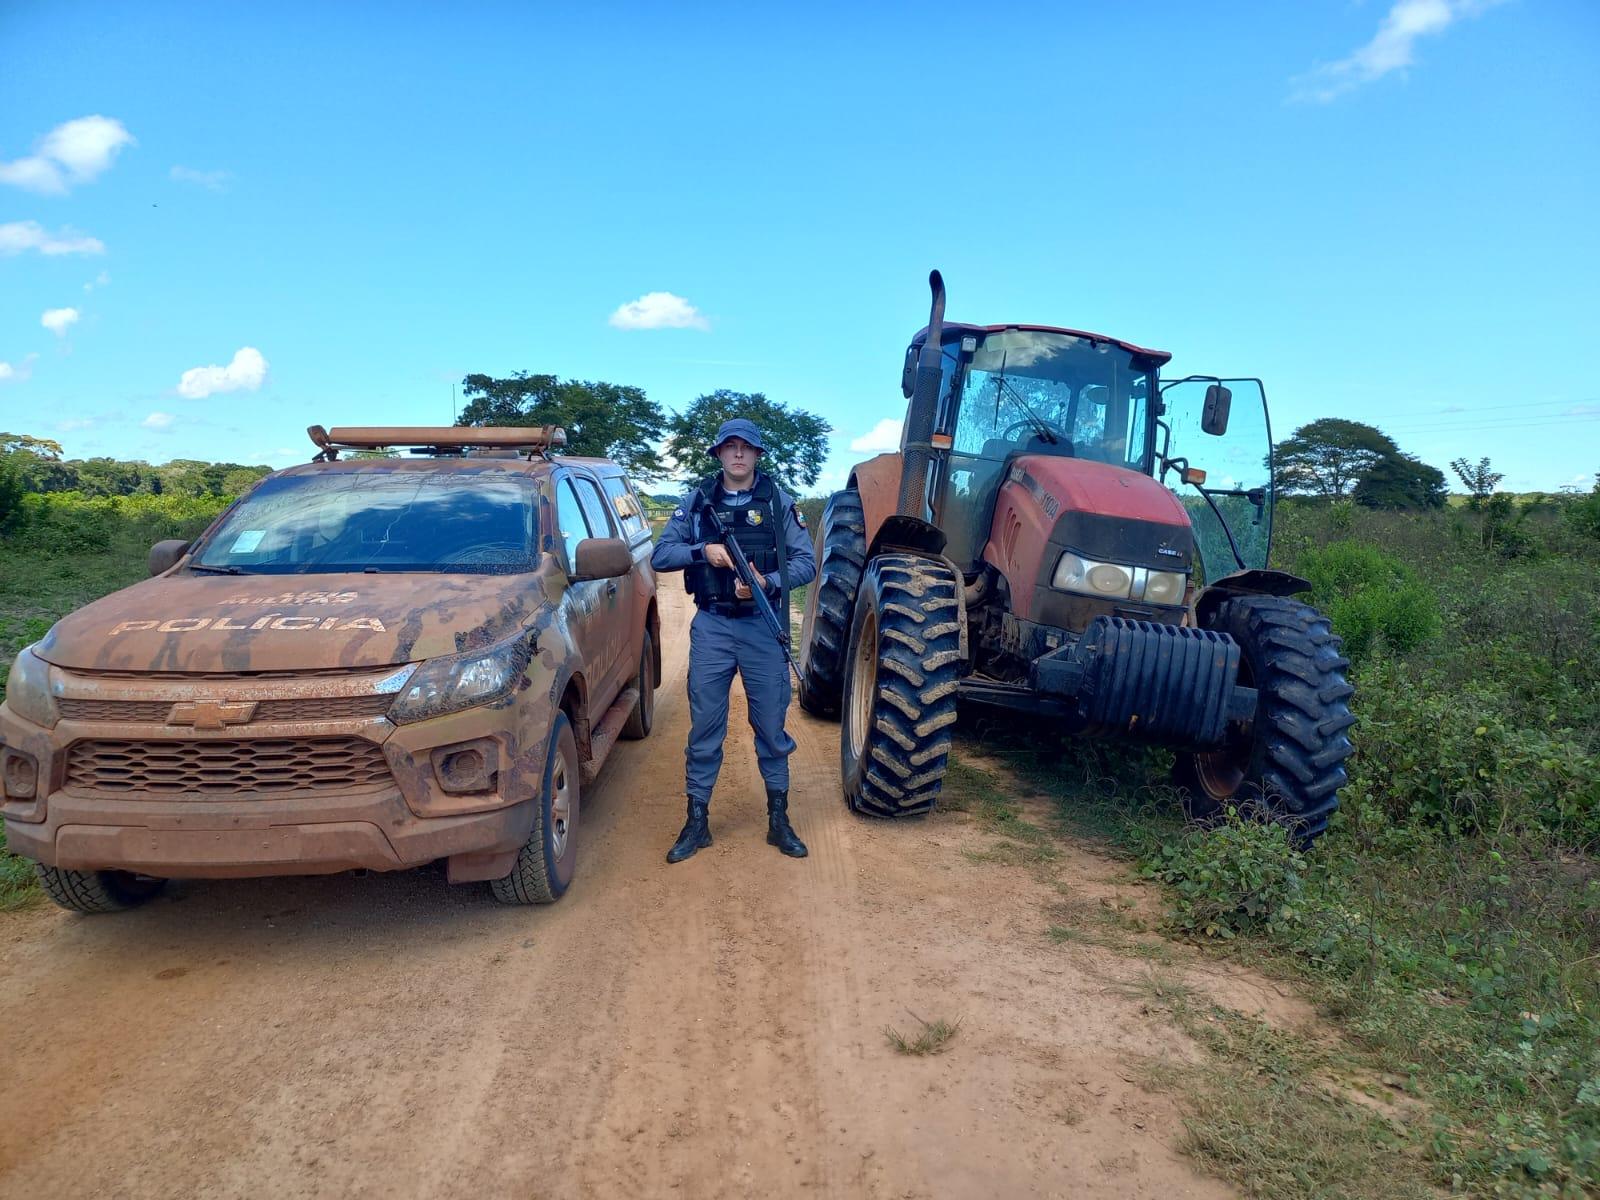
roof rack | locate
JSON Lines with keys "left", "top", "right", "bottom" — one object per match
{"left": 307, "top": 425, "right": 567, "bottom": 461}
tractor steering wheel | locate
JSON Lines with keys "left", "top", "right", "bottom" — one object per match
{"left": 1000, "top": 417, "right": 1072, "bottom": 449}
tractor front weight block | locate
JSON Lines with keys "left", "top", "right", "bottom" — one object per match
{"left": 1030, "top": 617, "right": 1255, "bottom": 747}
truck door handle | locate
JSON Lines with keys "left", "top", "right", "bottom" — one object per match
{"left": 606, "top": 580, "right": 618, "bottom": 597}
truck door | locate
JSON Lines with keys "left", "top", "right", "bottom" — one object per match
{"left": 570, "top": 473, "right": 630, "bottom": 706}
{"left": 554, "top": 474, "right": 621, "bottom": 720}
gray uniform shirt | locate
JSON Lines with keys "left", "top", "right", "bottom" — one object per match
{"left": 651, "top": 473, "right": 817, "bottom": 595}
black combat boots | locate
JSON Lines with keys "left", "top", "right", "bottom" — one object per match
{"left": 766, "top": 790, "right": 808, "bottom": 858}
{"left": 666, "top": 797, "right": 712, "bottom": 864}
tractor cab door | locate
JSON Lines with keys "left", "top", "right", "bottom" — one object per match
{"left": 1157, "top": 377, "right": 1274, "bottom": 586}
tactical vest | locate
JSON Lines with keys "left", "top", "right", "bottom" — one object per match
{"left": 684, "top": 474, "right": 784, "bottom": 608}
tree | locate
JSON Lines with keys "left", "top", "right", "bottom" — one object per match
{"left": 1353, "top": 453, "right": 1448, "bottom": 510}
{"left": 1450, "top": 456, "right": 1504, "bottom": 508}
{"left": 664, "top": 390, "right": 831, "bottom": 495}
{"left": 0, "top": 432, "right": 74, "bottom": 492}
{"left": 457, "top": 372, "right": 665, "bottom": 479}
{"left": 1274, "top": 419, "right": 1400, "bottom": 498}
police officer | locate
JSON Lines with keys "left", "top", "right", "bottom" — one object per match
{"left": 650, "top": 418, "right": 817, "bottom": 863}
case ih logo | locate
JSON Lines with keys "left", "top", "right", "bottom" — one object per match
{"left": 168, "top": 700, "right": 257, "bottom": 729}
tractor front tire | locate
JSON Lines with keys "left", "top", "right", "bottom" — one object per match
{"left": 840, "top": 553, "right": 962, "bottom": 818}
{"left": 1173, "top": 594, "right": 1354, "bottom": 846}
{"left": 797, "top": 489, "right": 866, "bottom": 718}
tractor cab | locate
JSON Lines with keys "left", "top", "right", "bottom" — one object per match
{"left": 908, "top": 323, "right": 1276, "bottom": 589}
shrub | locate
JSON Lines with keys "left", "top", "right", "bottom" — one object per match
{"left": 1295, "top": 539, "right": 1440, "bottom": 658}
{"left": 1142, "top": 814, "right": 1307, "bottom": 940}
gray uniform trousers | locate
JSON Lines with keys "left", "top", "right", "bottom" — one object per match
{"left": 685, "top": 607, "right": 796, "bottom": 803}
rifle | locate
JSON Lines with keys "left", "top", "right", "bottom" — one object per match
{"left": 694, "top": 493, "right": 801, "bottom": 684}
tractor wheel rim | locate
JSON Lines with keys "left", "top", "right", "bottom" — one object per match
{"left": 847, "top": 606, "right": 879, "bottom": 765}
{"left": 1195, "top": 750, "right": 1245, "bottom": 801}
{"left": 550, "top": 753, "right": 573, "bottom": 861}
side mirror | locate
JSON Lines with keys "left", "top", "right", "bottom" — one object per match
{"left": 1201, "top": 384, "right": 1232, "bottom": 436}
{"left": 149, "top": 539, "right": 191, "bottom": 576}
{"left": 571, "top": 537, "right": 632, "bottom": 581}
{"left": 900, "top": 346, "right": 918, "bottom": 399}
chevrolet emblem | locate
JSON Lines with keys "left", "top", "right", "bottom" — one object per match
{"left": 168, "top": 699, "right": 257, "bottom": 729}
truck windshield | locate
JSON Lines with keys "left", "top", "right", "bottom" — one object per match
{"left": 951, "top": 330, "right": 1152, "bottom": 471}
{"left": 192, "top": 468, "right": 538, "bottom": 575}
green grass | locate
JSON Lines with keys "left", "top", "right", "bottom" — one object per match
{"left": 884, "top": 1013, "right": 962, "bottom": 1056}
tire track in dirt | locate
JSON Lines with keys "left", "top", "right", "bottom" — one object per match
{"left": 0, "top": 587, "right": 1240, "bottom": 1199}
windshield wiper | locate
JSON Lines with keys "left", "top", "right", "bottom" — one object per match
{"left": 993, "top": 351, "right": 1058, "bottom": 444}
{"left": 189, "top": 563, "right": 245, "bottom": 575}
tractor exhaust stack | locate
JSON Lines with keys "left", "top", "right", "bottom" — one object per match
{"left": 896, "top": 270, "right": 946, "bottom": 520}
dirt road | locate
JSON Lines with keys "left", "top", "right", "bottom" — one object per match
{"left": 0, "top": 588, "right": 1243, "bottom": 1199}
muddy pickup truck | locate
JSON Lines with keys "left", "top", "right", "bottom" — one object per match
{"left": 0, "top": 426, "right": 661, "bottom": 912}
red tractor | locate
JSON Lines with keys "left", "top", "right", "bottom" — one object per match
{"left": 797, "top": 272, "right": 1353, "bottom": 843}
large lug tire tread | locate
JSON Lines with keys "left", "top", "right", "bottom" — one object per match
{"left": 491, "top": 713, "right": 580, "bottom": 905}
{"left": 842, "top": 553, "right": 962, "bottom": 818}
{"left": 621, "top": 629, "right": 655, "bottom": 740}
{"left": 797, "top": 489, "right": 867, "bottom": 718}
{"left": 1174, "top": 595, "right": 1355, "bottom": 846}
{"left": 36, "top": 866, "right": 164, "bottom": 914}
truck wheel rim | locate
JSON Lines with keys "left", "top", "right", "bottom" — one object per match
{"left": 847, "top": 606, "right": 879, "bottom": 765}
{"left": 550, "top": 753, "right": 573, "bottom": 860}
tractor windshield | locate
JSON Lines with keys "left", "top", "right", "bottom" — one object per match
{"left": 937, "top": 330, "right": 1154, "bottom": 570}
{"left": 949, "top": 330, "right": 1153, "bottom": 470}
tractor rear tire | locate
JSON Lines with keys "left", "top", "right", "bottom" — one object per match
{"left": 840, "top": 553, "right": 962, "bottom": 818}
{"left": 797, "top": 489, "right": 866, "bottom": 718}
{"left": 1172, "top": 594, "right": 1354, "bottom": 846}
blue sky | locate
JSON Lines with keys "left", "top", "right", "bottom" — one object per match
{"left": 2, "top": 0, "right": 1596, "bottom": 494}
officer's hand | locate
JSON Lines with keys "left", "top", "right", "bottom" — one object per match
{"left": 733, "top": 579, "right": 753, "bottom": 600}
{"left": 704, "top": 543, "right": 734, "bottom": 570}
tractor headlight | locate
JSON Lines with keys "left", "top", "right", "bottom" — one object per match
{"left": 1051, "top": 556, "right": 1188, "bottom": 606}
{"left": 387, "top": 636, "right": 530, "bottom": 725}
{"left": 1052, "top": 552, "right": 1132, "bottom": 599}
{"left": 3, "top": 647, "right": 59, "bottom": 729}
{"left": 1141, "top": 570, "right": 1187, "bottom": 605}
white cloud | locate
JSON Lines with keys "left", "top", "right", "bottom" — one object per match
{"left": 83, "top": 270, "right": 111, "bottom": 293}
{"left": 849, "top": 418, "right": 904, "bottom": 455}
{"left": 177, "top": 346, "right": 269, "bottom": 399}
{"left": 55, "top": 417, "right": 96, "bottom": 432}
{"left": 608, "top": 291, "right": 710, "bottom": 331}
{"left": 170, "top": 165, "right": 232, "bottom": 192}
{"left": 41, "top": 307, "right": 80, "bottom": 337}
{"left": 0, "top": 220, "right": 105, "bottom": 256}
{"left": 1290, "top": 0, "right": 1505, "bottom": 103}
{"left": 142, "top": 412, "right": 176, "bottom": 430}
{"left": 0, "top": 115, "right": 135, "bottom": 193}
{"left": 0, "top": 354, "right": 38, "bottom": 384}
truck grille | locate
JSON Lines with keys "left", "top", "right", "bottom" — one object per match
{"left": 65, "top": 738, "right": 393, "bottom": 796}
{"left": 57, "top": 696, "right": 396, "bottom": 723}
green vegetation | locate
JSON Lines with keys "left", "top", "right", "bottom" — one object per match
{"left": 884, "top": 1013, "right": 962, "bottom": 1056}
{"left": 967, "top": 494, "right": 1600, "bottom": 1197}
{"left": 0, "top": 489, "right": 228, "bottom": 909}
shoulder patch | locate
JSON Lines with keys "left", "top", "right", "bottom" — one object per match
{"left": 673, "top": 508, "right": 685, "bottom": 519}
{"left": 793, "top": 506, "right": 807, "bottom": 528}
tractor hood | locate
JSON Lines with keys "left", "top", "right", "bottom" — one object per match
{"left": 32, "top": 570, "right": 553, "bottom": 675}
{"left": 1010, "top": 456, "right": 1190, "bottom": 528}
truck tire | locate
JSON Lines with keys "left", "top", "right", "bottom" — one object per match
{"left": 1172, "top": 594, "right": 1354, "bottom": 846}
{"left": 36, "top": 866, "right": 164, "bottom": 914}
{"left": 491, "top": 712, "right": 580, "bottom": 904}
{"left": 839, "top": 553, "right": 962, "bottom": 818}
{"left": 797, "top": 489, "right": 866, "bottom": 718}
{"left": 620, "top": 629, "right": 655, "bottom": 740}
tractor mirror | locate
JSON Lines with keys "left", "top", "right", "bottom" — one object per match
{"left": 1201, "top": 384, "right": 1232, "bottom": 436}
{"left": 901, "top": 346, "right": 918, "bottom": 399}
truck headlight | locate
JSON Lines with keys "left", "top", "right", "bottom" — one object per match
{"left": 4, "top": 647, "right": 59, "bottom": 729}
{"left": 387, "top": 634, "right": 532, "bottom": 725}
{"left": 1052, "top": 552, "right": 1132, "bottom": 599}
